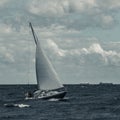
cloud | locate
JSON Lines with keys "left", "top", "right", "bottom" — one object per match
{"left": 28, "top": 0, "right": 66, "bottom": 16}
{"left": 27, "top": 0, "right": 97, "bottom": 15}
{"left": 0, "top": 0, "right": 120, "bottom": 84}
{"left": 0, "top": 0, "right": 10, "bottom": 6}
{"left": 0, "top": 23, "right": 13, "bottom": 33}
{"left": 96, "top": 0, "right": 120, "bottom": 9}
{"left": 72, "top": 43, "right": 120, "bottom": 66}
{"left": 26, "top": 0, "right": 119, "bottom": 30}
{"left": 46, "top": 41, "right": 120, "bottom": 84}
{"left": 45, "top": 41, "right": 120, "bottom": 84}
{"left": 0, "top": 0, "right": 119, "bottom": 32}
{"left": 47, "top": 39, "right": 65, "bottom": 57}
{"left": 88, "top": 43, "right": 120, "bottom": 65}
{"left": 0, "top": 45, "right": 15, "bottom": 64}
{"left": 46, "top": 39, "right": 120, "bottom": 67}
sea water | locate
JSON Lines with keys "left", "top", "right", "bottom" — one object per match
{"left": 0, "top": 84, "right": 120, "bottom": 120}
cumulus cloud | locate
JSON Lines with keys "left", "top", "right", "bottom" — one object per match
{"left": 47, "top": 40, "right": 120, "bottom": 67}
{"left": 47, "top": 39, "right": 65, "bottom": 57}
{"left": 96, "top": 0, "right": 120, "bottom": 9}
{"left": 0, "top": 0, "right": 10, "bottom": 6}
{"left": 27, "top": 0, "right": 97, "bottom": 15}
{"left": 88, "top": 43, "right": 120, "bottom": 65}
{"left": 0, "top": 23, "right": 13, "bottom": 33}
{"left": 0, "top": 45, "right": 15, "bottom": 63}
{"left": 26, "top": 0, "right": 119, "bottom": 30}
{"left": 0, "top": 0, "right": 119, "bottom": 32}
{"left": 75, "top": 43, "right": 120, "bottom": 66}
{"left": 28, "top": 0, "right": 65, "bottom": 16}
{"left": 0, "top": 0, "right": 120, "bottom": 84}
{"left": 45, "top": 40, "right": 120, "bottom": 84}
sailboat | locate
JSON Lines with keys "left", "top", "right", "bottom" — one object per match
{"left": 26, "top": 23, "right": 67, "bottom": 100}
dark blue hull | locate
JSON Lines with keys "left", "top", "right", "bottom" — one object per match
{"left": 41, "top": 91, "right": 67, "bottom": 100}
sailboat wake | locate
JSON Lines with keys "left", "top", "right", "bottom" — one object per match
{"left": 48, "top": 98, "right": 60, "bottom": 101}
{"left": 48, "top": 97, "right": 69, "bottom": 102}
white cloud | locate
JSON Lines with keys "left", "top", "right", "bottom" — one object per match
{"left": 0, "top": 24, "right": 13, "bottom": 33}
{"left": 0, "top": 0, "right": 10, "bottom": 6}
{"left": 101, "top": 15, "right": 114, "bottom": 26}
{"left": 28, "top": 0, "right": 97, "bottom": 15}
{"left": 0, "top": 0, "right": 118, "bottom": 32}
{"left": 0, "top": 45, "right": 15, "bottom": 63}
{"left": 88, "top": 43, "right": 120, "bottom": 65}
{"left": 96, "top": 0, "right": 120, "bottom": 9}
{"left": 0, "top": 0, "right": 120, "bottom": 84}
{"left": 51, "top": 42, "right": 120, "bottom": 66}
{"left": 47, "top": 39, "right": 65, "bottom": 57}
{"left": 26, "top": 0, "right": 119, "bottom": 30}
{"left": 28, "top": 0, "right": 65, "bottom": 16}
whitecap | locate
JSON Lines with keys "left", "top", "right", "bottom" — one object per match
{"left": 14, "top": 104, "right": 30, "bottom": 108}
{"left": 4, "top": 103, "right": 30, "bottom": 108}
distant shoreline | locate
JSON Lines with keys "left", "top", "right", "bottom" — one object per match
{"left": 0, "top": 83, "right": 120, "bottom": 85}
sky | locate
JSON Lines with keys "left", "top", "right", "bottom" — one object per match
{"left": 0, "top": 0, "right": 120, "bottom": 84}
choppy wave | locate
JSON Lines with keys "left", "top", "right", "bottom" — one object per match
{"left": 48, "top": 97, "right": 69, "bottom": 102}
{"left": 4, "top": 103, "right": 30, "bottom": 108}
{"left": 1, "top": 84, "right": 120, "bottom": 120}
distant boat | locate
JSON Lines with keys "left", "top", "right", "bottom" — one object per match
{"left": 26, "top": 23, "right": 66, "bottom": 100}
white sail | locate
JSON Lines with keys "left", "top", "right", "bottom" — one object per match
{"left": 36, "top": 40, "right": 63, "bottom": 90}
{"left": 29, "top": 23, "right": 63, "bottom": 90}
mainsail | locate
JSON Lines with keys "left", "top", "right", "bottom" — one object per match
{"left": 29, "top": 23, "right": 63, "bottom": 90}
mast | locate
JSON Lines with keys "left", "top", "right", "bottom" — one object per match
{"left": 29, "top": 22, "right": 41, "bottom": 89}
{"left": 29, "top": 22, "right": 38, "bottom": 45}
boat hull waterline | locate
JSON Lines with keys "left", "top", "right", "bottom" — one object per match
{"left": 38, "top": 91, "right": 66, "bottom": 100}
{"left": 25, "top": 91, "right": 66, "bottom": 100}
